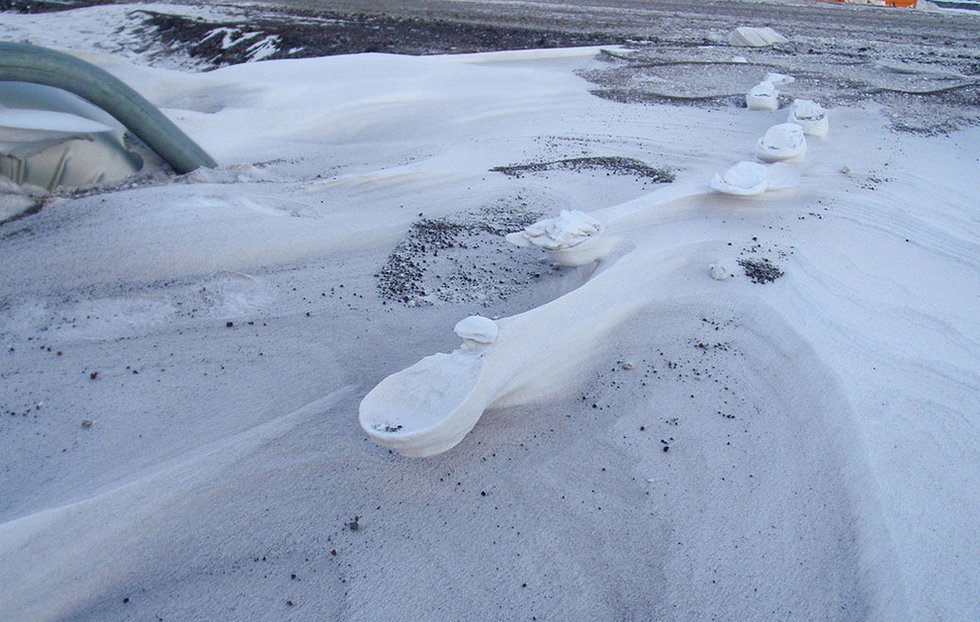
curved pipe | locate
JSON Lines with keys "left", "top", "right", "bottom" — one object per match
{"left": 0, "top": 42, "right": 216, "bottom": 173}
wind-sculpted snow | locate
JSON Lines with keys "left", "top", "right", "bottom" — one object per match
{"left": 1, "top": 9, "right": 978, "bottom": 622}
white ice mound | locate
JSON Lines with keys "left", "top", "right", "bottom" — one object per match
{"left": 728, "top": 27, "right": 788, "bottom": 47}
{"left": 755, "top": 123, "right": 807, "bottom": 162}
{"left": 454, "top": 315, "right": 498, "bottom": 350}
{"left": 709, "top": 261, "right": 736, "bottom": 281}
{"left": 505, "top": 209, "right": 603, "bottom": 251}
{"left": 788, "top": 99, "right": 829, "bottom": 137}
{"left": 764, "top": 72, "right": 795, "bottom": 86}
{"left": 711, "top": 161, "right": 769, "bottom": 196}
{"left": 359, "top": 351, "right": 488, "bottom": 457}
{"left": 745, "top": 81, "right": 778, "bottom": 111}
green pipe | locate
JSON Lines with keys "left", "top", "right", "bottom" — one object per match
{"left": 0, "top": 42, "right": 217, "bottom": 173}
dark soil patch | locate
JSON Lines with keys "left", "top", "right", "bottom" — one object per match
{"left": 0, "top": 0, "right": 106, "bottom": 12}
{"left": 491, "top": 156, "right": 674, "bottom": 182}
{"left": 737, "top": 258, "right": 784, "bottom": 284}
{"left": 136, "top": 9, "right": 621, "bottom": 70}
{"left": 376, "top": 204, "right": 546, "bottom": 307}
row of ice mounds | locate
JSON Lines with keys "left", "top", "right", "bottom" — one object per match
{"left": 714, "top": 74, "right": 830, "bottom": 196}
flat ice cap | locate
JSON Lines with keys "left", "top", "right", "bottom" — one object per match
{"left": 711, "top": 161, "right": 768, "bottom": 196}
{"left": 756, "top": 123, "right": 807, "bottom": 162}
{"left": 454, "top": 315, "right": 498, "bottom": 346}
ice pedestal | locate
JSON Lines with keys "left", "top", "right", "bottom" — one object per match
{"left": 755, "top": 123, "right": 807, "bottom": 162}
{"left": 711, "top": 161, "right": 769, "bottom": 195}
{"left": 506, "top": 209, "right": 615, "bottom": 266}
{"left": 788, "top": 99, "right": 829, "bottom": 137}
{"left": 745, "top": 81, "right": 778, "bottom": 111}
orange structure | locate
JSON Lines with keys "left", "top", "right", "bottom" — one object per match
{"left": 824, "top": 0, "right": 917, "bottom": 6}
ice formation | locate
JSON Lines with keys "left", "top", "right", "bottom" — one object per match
{"left": 745, "top": 81, "right": 778, "bottom": 111}
{"left": 710, "top": 161, "right": 769, "bottom": 196}
{"left": 454, "top": 315, "right": 498, "bottom": 350}
{"left": 755, "top": 123, "right": 807, "bottom": 162}
{"left": 359, "top": 350, "right": 489, "bottom": 457}
{"left": 764, "top": 73, "right": 795, "bottom": 86}
{"left": 709, "top": 262, "right": 735, "bottom": 281}
{"left": 359, "top": 316, "right": 501, "bottom": 456}
{"left": 505, "top": 209, "right": 602, "bottom": 251}
{"left": 788, "top": 99, "right": 829, "bottom": 137}
{"left": 728, "top": 26, "right": 789, "bottom": 47}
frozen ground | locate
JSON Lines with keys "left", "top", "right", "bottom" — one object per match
{"left": 1, "top": 2, "right": 979, "bottom": 621}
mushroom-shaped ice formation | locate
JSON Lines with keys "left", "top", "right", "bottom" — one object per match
{"left": 755, "top": 123, "right": 807, "bottom": 162}
{"left": 506, "top": 209, "right": 615, "bottom": 267}
{"left": 787, "top": 99, "right": 829, "bottom": 137}
{"left": 710, "top": 161, "right": 769, "bottom": 196}
{"left": 505, "top": 209, "right": 602, "bottom": 251}
{"left": 745, "top": 81, "right": 778, "bottom": 111}
{"left": 454, "top": 315, "right": 498, "bottom": 351}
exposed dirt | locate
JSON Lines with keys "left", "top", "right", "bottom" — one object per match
{"left": 491, "top": 157, "right": 675, "bottom": 182}
{"left": 376, "top": 203, "right": 547, "bottom": 308}
{"left": 121, "top": 7, "right": 621, "bottom": 69}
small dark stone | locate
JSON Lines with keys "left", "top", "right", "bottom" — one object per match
{"left": 123, "top": 597, "right": 130, "bottom": 604}
{"left": 663, "top": 446, "right": 670, "bottom": 453}
{"left": 226, "top": 321, "right": 234, "bottom": 327}
{"left": 89, "top": 371, "right": 98, "bottom": 380}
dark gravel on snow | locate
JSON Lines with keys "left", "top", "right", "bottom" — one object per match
{"left": 491, "top": 157, "right": 675, "bottom": 182}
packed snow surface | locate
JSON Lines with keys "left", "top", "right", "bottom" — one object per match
{"left": 0, "top": 4, "right": 978, "bottom": 622}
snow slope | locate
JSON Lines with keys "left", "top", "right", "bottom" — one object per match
{"left": 1, "top": 6, "right": 978, "bottom": 621}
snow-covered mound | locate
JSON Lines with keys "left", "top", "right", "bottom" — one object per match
{"left": 755, "top": 122, "right": 808, "bottom": 161}
{"left": 788, "top": 99, "right": 830, "bottom": 137}
{"left": 745, "top": 80, "right": 779, "bottom": 111}
{"left": 711, "top": 160, "right": 769, "bottom": 195}
{"left": 505, "top": 209, "right": 603, "bottom": 250}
